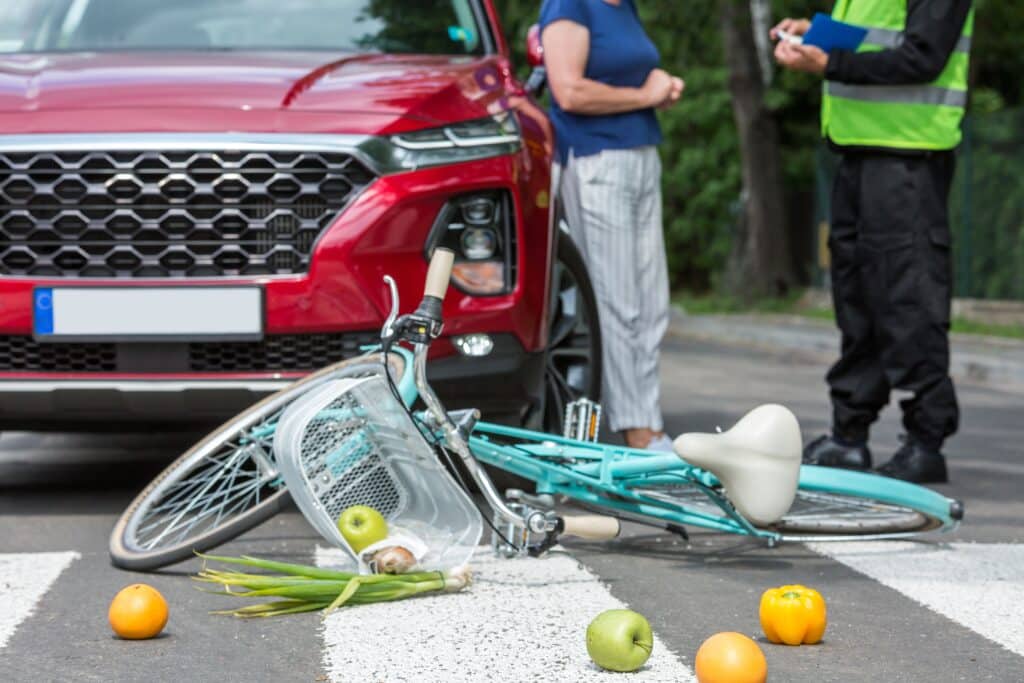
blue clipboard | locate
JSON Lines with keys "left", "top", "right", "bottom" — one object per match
{"left": 802, "top": 13, "right": 867, "bottom": 52}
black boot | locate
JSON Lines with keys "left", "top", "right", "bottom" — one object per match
{"left": 802, "top": 434, "right": 872, "bottom": 470}
{"left": 876, "top": 437, "right": 949, "bottom": 484}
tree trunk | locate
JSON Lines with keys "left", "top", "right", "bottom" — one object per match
{"left": 719, "top": 0, "right": 797, "bottom": 299}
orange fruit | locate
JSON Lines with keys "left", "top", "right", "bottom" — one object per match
{"left": 694, "top": 632, "right": 767, "bottom": 683}
{"left": 108, "top": 584, "right": 169, "bottom": 640}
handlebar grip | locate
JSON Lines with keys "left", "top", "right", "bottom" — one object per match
{"left": 424, "top": 248, "right": 455, "bottom": 300}
{"left": 560, "top": 514, "right": 620, "bottom": 541}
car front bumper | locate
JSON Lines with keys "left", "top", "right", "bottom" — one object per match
{"left": 0, "top": 334, "right": 544, "bottom": 430}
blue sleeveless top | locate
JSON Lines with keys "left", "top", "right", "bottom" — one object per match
{"left": 539, "top": 0, "right": 663, "bottom": 164}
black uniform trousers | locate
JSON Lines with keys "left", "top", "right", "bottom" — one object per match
{"left": 827, "top": 151, "right": 959, "bottom": 451}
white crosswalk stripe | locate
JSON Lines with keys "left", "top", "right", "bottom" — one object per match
{"left": 0, "top": 551, "right": 79, "bottom": 650}
{"left": 809, "top": 542, "right": 1024, "bottom": 658}
{"left": 316, "top": 547, "right": 697, "bottom": 683}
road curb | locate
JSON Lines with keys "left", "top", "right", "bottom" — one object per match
{"left": 668, "top": 308, "right": 1024, "bottom": 392}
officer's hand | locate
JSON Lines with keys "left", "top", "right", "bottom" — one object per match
{"left": 770, "top": 18, "right": 811, "bottom": 40}
{"left": 774, "top": 41, "right": 828, "bottom": 75}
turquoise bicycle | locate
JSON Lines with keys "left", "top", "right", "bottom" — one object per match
{"left": 110, "top": 250, "right": 963, "bottom": 571}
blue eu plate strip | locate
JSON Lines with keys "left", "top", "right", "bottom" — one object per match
{"left": 34, "top": 287, "right": 54, "bottom": 335}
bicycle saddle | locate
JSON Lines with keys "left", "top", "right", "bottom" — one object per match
{"left": 673, "top": 404, "right": 802, "bottom": 526}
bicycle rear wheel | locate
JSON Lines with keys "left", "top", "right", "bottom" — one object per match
{"left": 109, "top": 353, "right": 405, "bottom": 571}
{"left": 771, "top": 465, "right": 959, "bottom": 539}
{"left": 630, "top": 464, "right": 958, "bottom": 540}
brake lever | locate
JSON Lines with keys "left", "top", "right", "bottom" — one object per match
{"left": 381, "top": 275, "right": 400, "bottom": 343}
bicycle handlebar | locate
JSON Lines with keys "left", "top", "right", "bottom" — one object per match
{"left": 423, "top": 248, "right": 454, "bottom": 301}
{"left": 409, "top": 248, "right": 454, "bottom": 329}
{"left": 560, "top": 514, "right": 621, "bottom": 541}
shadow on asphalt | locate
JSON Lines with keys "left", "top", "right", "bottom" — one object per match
{"left": 0, "top": 429, "right": 208, "bottom": 516}
{"left": 0, "top": 430, "right": 203, "bottom": 489}
{"left": 562, "top": 532, "right": 799, "bottom": 571}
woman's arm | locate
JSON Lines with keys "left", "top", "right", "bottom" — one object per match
{"left": 542, "top": 19, "right": 673, "bottom": 115}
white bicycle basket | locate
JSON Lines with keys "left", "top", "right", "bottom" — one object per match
{"left": 274, "top": 374, "right": 482, "bottom": 572}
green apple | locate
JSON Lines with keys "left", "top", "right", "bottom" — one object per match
{"left": 586, "top": 609, "right": 654, "bottom": 672}
{"left": 337, "top": 505, "right": 388, "bottom": 553}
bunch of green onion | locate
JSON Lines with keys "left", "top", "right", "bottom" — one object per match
{"left": 194, "top": 554, "right": 471, "bottom": 618}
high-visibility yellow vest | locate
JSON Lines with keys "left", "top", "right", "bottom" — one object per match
{"left": 821, "top": 0, "right": 974, "bottom": 150}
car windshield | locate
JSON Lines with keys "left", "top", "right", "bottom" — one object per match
{"left": 0, "top": 0, "right": 487, "bottom": 55}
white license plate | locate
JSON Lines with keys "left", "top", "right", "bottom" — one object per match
{"left": 33, "top": 287, "right": 263, "bottom": 341}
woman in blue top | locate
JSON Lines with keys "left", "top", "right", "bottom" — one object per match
{"left": 541, "top": 0, "right": 683, "bottom": 450}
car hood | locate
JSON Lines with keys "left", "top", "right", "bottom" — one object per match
{"left": 0, "top": 51, "right": 513, "bottom": 135}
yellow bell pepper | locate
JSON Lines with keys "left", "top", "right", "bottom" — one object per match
{"left": 759, "top": 584, "right": 827, "bottom": 645}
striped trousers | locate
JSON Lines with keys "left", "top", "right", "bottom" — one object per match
{"left": 557, "top": 146, "right": 670, "bottom": 432}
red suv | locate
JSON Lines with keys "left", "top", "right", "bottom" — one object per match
{"left": 0, "top": 0, "right": 599, "bottom": 432}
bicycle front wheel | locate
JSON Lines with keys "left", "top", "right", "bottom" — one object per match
{"left": 109, "top": 353, "right": 406, "bottom": 571}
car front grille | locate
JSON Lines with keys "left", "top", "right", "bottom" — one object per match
{"left": 0, "top": 149, "right": 375, "bottom": 278}
{"left": 0, "top": 335, "right": 118, "bottom": 372}
{"left": 187, "top": 332, "right": 379, "bottom": 372}
{"left": 0, "top": 333, "right": 378, "bottom": 373}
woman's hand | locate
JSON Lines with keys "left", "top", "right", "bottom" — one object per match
{"left": 658, "top": 76, "right": 685, "bottom": 110}
{"left": 770, "top": 17, "right": 811, "bottom": 40}
{"left": 642, "top": 68, "right": 675, "bottom": 108}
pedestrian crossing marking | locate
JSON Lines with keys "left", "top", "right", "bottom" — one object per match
{"left": 316, "top": 547, "right": 696, "bottom": 683}
{"left": 0, "top": 551, "right": 80, "bottom": 649}
{"left": 809, "top": 542, "right": 1024, "bottom": 658}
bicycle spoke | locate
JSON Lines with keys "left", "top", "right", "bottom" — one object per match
{"left": 138, "top": 473, "right": 265, "bottom": 544}
{"left": 628, "top": 482, "right": 933, "bottom": 536}
{"left": 135, "top": 476, "right": 265, "bottom": 545}
{"left": 777, "top": 491, "right": 929, "bottom": 534}
{"left": 134, "top": 439, "right": 272, "bottom": 549}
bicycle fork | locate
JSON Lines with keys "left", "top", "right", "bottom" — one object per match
{"left": 412, "top": 340, "right": 555, "bottom": 538}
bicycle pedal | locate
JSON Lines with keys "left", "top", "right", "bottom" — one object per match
{"left": 563, "top": 398, "right": 602, "bottom": 442}
{"left": 490, "top": 503, "right": 532, "bottom": 558}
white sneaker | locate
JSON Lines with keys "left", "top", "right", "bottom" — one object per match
{"left": 645, "top": 434, "right": 676, "bottom": 452}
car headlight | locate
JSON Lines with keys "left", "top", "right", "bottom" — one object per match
{"left": 426, "top": 190, "right": 516, "bottom": 296}
{"left": 360, "top": 113, "right": 521, "bottom": 173}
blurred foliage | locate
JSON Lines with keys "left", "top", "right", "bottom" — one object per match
{"left": 675, "top": 290, "right": 1024, "bottom": 338}
{"left": 493, "top": 0, "right": 1021, "bottom": 297}
{"left": 950, "top": 109, "right": 1024, "bottom": 300}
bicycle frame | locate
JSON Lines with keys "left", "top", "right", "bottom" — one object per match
{"left": 467, "top": 423, "right": 772, "bottom": 540}
{"left": 467, "top": 422, "right": 960, "bottom": 542}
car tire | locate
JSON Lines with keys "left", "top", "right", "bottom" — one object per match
{"left": 542, "top": 226, "right": 603, "bottom": 434}
{"left": 483, "top": 226, "right": 602, "bottom": 496}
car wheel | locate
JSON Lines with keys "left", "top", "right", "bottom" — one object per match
{"left": 543, "top": 228, "right": 602, "bottom": 434}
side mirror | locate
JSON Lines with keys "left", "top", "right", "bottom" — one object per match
{"left": 526, "top": 24, "right": 543, "bottom": 68}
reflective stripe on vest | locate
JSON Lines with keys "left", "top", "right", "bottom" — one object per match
{"left": 826, "top": 82, "right": 968, "bottom": 108}
{"left": 822, "top": 0, "right": 974, "bottom": 151}
{"left": 863, "top": 27, "right": 972, "bottom": 54}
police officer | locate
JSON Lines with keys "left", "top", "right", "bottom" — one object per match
{"left": 772, "top": 0, "right": 974, "bottom": 483}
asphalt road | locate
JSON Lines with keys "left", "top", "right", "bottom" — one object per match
{"left": 1, "top": 338, "right": 1022, "bottom": 682}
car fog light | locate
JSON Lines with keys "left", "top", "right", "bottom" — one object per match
{"left": 454, "top": 333, "right": 494, "bottom": 357}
